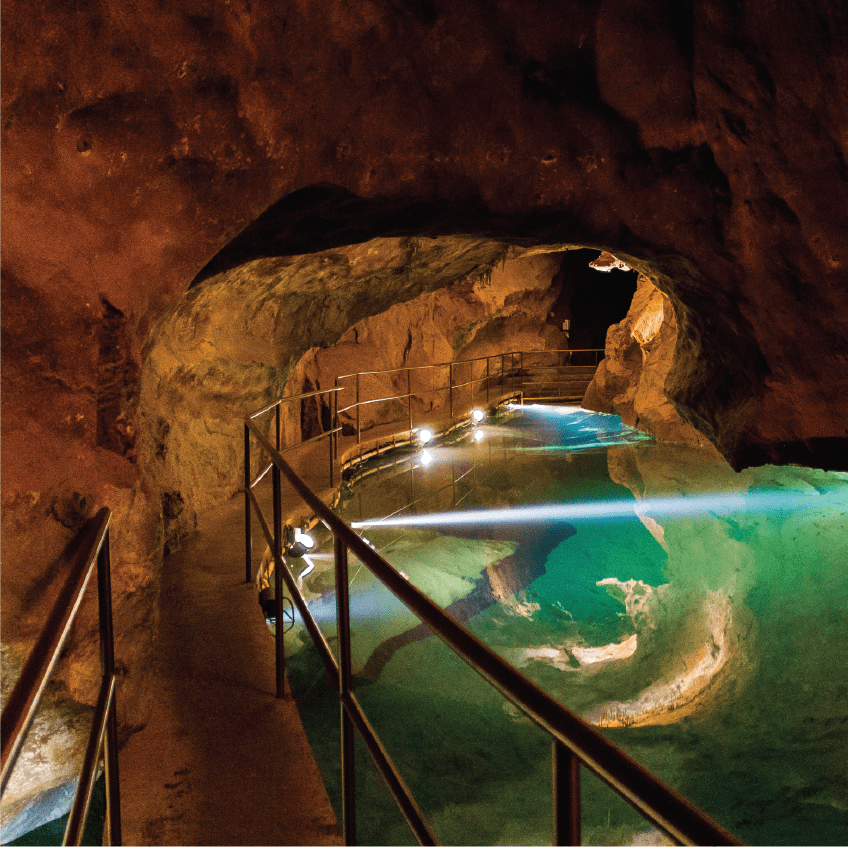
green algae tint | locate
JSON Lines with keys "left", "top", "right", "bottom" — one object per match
{"left": 283, "top": 406, "right": 848, "bottom": 845}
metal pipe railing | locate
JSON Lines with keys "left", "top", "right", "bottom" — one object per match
{"left": 242, "top": 418, "right": 739, "bottom": 847}
{"left": 1, "top": 507, "right": 121, "bottom": 845}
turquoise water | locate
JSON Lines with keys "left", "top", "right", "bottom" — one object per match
{"left": 284, "top": 406, "right": 848, "bottom": 845}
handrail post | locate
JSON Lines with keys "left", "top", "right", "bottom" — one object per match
{"left": 486, "top": 357, "right": 490, "bottom": 404}
{"left": 272, "top": 465, "right": 286, "bottom": 699}
{"left": 519, "top": 351, "right": 524, "bottom": 398}
{"left": 501, "top": 353, "right": 505, "bottom": 398}
{"left": 329, "top": 390, "right": 336, "bottom": 489}
{"left": 275, "top": 401, "right": 282, "bottom": 452}
{"left": 407, "top": 368, "right": 413, "bottom": 437}
{"left": 335, "top": 536, "right": 357, "bottom": 845}
{"left": 97, "top": 528, "right": 122, "bottom": 846}
{"left": 553, "top": 741, "right": 581, "bottom": 846}
{"left": 244, "top": 424, "right": 252, "bottom": 584}
{"left": 449, "top": 362, "right": 454, "bottom": 418}
{"left": 356, "top": 373, "right": 361, "bottom": 445}
{"left": 333, "top": 378, "right": 340, "bottom": 466}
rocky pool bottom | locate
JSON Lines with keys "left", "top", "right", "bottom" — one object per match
{"left": 281, "top": 406, "right": 848, "bottom": 845}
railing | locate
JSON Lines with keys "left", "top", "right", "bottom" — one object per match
{"left": 335, "top": 351, "right": 523, "bottom": 449}
{"left": 1, "top": 507, "right": 122, "bottom": 846}
{"left": 241, "top": 414, "right": 740, "bottom": 846}
{"left": 243, "top": 350, "right": 605, "bottom": 541}
{"left": 243, "top": 386, "right": 342, "bottom": 585}
{"left": 519, "top": 349, "right": 604, "bottom": 402}
{"left": 334, "top": 348, "right": 603, "bottom": 462}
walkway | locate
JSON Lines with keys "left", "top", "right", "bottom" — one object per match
{"left": 118, "top": 404, "right": 505, "bottom": 845}
{"left": 120, "top": 489, "right": 342, "bottom": 846}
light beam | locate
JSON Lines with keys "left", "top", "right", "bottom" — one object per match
{"left": 351, "top": 490, "right": 829, "bottom": 529}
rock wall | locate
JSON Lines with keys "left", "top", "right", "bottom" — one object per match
{"left": 288, "top": 252, "right": 566, "bottom": 436}
{"left": 139, "top": 240, "right": 567, "bottom": 530}
{"left": 584, "top": 272, "right": 721, "bottom": 454}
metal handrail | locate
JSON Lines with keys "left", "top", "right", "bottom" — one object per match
{"left": 248, "top": 386, "right": 342, "bottom": 420}
{"left": 336, "top": 351, "right": 518, "bottom": 381}
{"left": 0, "top": 507, "right": 121, "bottom": 846}
{"left": 335, "top": 349, "right": 604, "bottom": 447}
{"left": 242, "top": 416, "right": 740, "bottom": 847}
{"left": 244, "top": 386, "right": 341, "bottom": 583}
{"left": 244, "top": 349, "right": 604, "bottom": 583}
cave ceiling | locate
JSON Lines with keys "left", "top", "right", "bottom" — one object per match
{"left": 3, "top": 0, "right": 848, "bottom": 490}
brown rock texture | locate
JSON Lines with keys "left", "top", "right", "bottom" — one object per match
{"left": 290, "top": 251, "right": 566, "bottom": 435}
{"left": 584, "top": 273, "right": 721, "bottom": 454}
{"left": 140, "top": 240, "right": 566, "bottom": 526}
{"left": 3, "top": 0, "right": 848, "bottom": 819}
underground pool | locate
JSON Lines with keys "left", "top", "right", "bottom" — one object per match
{"left": 280, "top": 404, "right": 848, "bottom": 846}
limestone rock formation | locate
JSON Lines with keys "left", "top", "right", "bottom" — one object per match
{"left": 289, "top": 252, "right": 566, "bottom": 435}
{"left": 140, "top": 240, "right": 567, "bottom": 525}
{"left": 584, "top": 273, "right": 721, "bottom": 454}
{"left": 0, "top": 646, "right": 94, "bottom": 840}
{"left": 3, "top": 0, "right": 848, "bottom": 832}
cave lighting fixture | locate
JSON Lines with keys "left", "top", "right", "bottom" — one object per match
{"left": 420, "top": 449, "right": 433, "bottom": 467}
{"left": 286, "top": 526, "right": 315, "bottom": 558}
{"left": 419, "top": 428, "right": 434, "bottom": 445}
{"left": 351, "top": 490, "right": 832, "bottom": 529}
{"left": 471, "top": 409, "right": 485, "bottom": 423}
{"left": 473, "top": 428, "right": 485, "bottom": 442}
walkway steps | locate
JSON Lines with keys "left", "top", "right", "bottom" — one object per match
{"left": 521, "top": 364, "right": 597, "bottom": 403}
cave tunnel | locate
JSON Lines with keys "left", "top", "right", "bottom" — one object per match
{"left": 3, "top": 0, "right": 848, "bottom": 845}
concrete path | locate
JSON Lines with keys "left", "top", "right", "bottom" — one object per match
{"left": 120, "top": 492, "right": 342, "bottom": 846}
{"left": 119, "top": 406, "right": 491, "bottom": 845}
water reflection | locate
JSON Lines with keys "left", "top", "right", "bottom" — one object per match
{"left": 288, "top": 406, "right": 848, "bottom": 845}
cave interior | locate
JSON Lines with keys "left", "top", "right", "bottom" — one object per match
{"left": 3, "top": 0, "right": 848, "bottom": 844}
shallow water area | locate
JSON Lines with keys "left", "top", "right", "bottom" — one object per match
{"left": 283, "top": 405, "right": 848, "bottom": 845}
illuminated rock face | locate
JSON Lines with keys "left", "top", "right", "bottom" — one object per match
{"left": 584, "top": 274, "right": 721, "bottom": 454}
{"left": 140, "top": 241, "right": 567, "bottom": 526}
{"left": 289, "top": 252, "right": 566, "bottom": 435}
{"left": 0, "top": 647, "right": 93, "bottom": 840}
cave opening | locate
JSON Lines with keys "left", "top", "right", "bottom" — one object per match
{"left": 551, "top": 248, "right": 640, "bottom": 350}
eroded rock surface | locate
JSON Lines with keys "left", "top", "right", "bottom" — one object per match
{"left": 4, "top": 0, "right": 848, "bottom": 830}
{"left": 290, "top": 251, "right": 566, "bottom": 435}
{"left": 0, "top": 646, "right": 94, "bottom": 839}
{"left": 140, "top": 240, "right": 567, "bottom": 523}
{"left": 584, "top": 272, "right": 722, "bottom": 453}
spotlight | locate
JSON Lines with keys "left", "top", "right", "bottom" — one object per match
{"left": 419, "top": 428, "right": 433, "bottom": 444}
{"left": 295, "top": 528, "right": 315, "bottom": 548}
{"left": 473, "top": 428, "right": 485, "bottom": 442}
{"left": 285, "top": 525, "right": 315, "bottom": 558}
{"left": 471, "top": 409, "right": 485, "bottom": 423}
{"left": 351, "top": 490, "right": 827, "bottom": 529}
{"left": 420, "top": 449, "right": 433, "bottom": 467}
